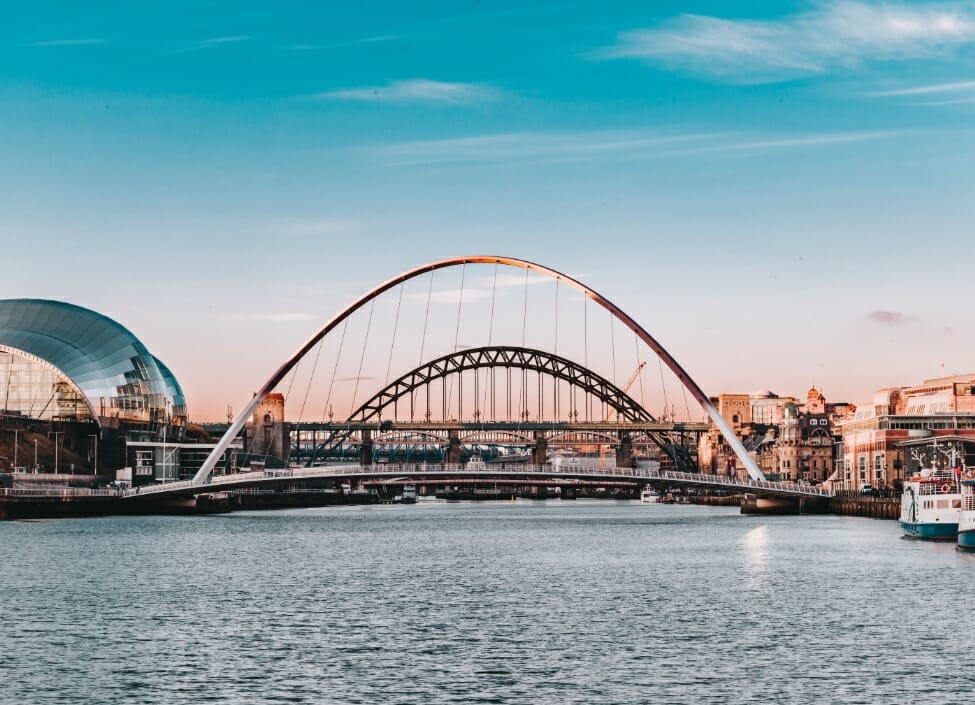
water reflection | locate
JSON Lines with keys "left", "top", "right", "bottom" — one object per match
{"left": 742, "top": 524, "right": 768, "bottom": 588}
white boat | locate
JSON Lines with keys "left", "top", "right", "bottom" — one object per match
{"left": 640, "top": 487, "right": 660, "bottom": 503}
{"left": 466, "top": 455, "right": 487, "bottom": 471}
{"left": 900, "top": 468, "right": 962, "bottom": 540}
{"left": 400, "top": 484, "right": 417, "bottom": 505}
{"left": 958, "top": 473, "right": 975, "bottom": 551}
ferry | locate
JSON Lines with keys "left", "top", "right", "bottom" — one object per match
{"left": 900, "top": 468, "right": 962, "bottom": 540}
{"left": 640, "top": 487, "right": 659, "bottom": 503}
{"left": 957, "top": 474, "right": 975, "bottom": 551}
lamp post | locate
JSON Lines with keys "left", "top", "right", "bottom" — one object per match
{"left": 13, "top": 428, "right": 17, "bottom": 470}
{"left": 49, "top": 431, "right": 64, "bottom": 474}
{"left": 33, "top": 438, "right": 38, "bottom": 472}
{"left": 88, "top": 433, "right": 98, "bottom": 475}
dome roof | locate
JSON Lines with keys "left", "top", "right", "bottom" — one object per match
{"left": 0, "top": 299, "right": 185, "bottom": 434}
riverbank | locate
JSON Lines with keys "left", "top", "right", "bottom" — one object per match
{"left": 688, "top": 492, "right": 899, "bottom": 519}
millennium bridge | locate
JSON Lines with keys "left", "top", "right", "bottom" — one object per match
{"left": 3, "top": 254, "right": 835, "bottom": 516}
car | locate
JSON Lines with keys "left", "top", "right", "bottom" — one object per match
{"left": 859, "top": 483, "right": 877, "bottom": 496}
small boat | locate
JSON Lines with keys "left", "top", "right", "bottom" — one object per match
{"left": 640, "top": 487, "right": 659, "bottom": 503}
{"left": 958, "top": 473, "right": 975, "bottom": 550}
{"left": 900, "top": 468, "right": 962, "bottom": 540}
{"left": 400, "top": 484, "right": 417, "bottom": 505}
{"left": 659, "top": 492, "right": 676, "bottom": 504}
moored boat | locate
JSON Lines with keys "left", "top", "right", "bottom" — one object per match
{"left": 640, "top": 487, "right": 659, "bottom": 503}
{"left": 958, "top": 475, "right": 975, "bottom": 551}
{"left": 900, "top": 468, "right": 962, "bottom": 540}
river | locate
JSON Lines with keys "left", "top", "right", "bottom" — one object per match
{"left": 2, "top": 501, "right": 973, "bottom": 704}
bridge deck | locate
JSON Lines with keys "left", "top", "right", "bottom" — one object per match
{"left": 118, "top": 463, "right": 831, "bottom": 500}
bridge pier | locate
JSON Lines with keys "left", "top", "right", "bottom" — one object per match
{"left": 359, "top": 429, "right": 373, "bottom": 466}
{"left": 616, "top": 431, "right": 633, "bottom": 469}
{"left": 740, "top": 493, "right": 800, "bottom": 515}
{"left": 447, "top": 430, "right": 461, "bottom": 465}
{"left": 532, "top": 431, "right": 547, "bottom": 465}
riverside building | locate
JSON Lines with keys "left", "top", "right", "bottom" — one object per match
{"left": 0, "top": 299, "right": 186, "bottom": 476}
{"left": 836, "top": 374, "right": 975, "bottom": 491}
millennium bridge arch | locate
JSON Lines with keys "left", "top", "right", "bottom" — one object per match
{"left": 194, "top": 256, "right": 765, "bottom": 484}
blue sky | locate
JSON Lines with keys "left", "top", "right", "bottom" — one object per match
{"left": 2, "top": 1, "right": 974, "bottom": 419}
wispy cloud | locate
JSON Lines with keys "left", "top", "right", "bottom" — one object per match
{"left": 871, "top": 78, "right": 975, "bottom": 105}
{"left": 376, "top": 130, "right": 718, "bottom": 167}
{"left": 287, "top": 35, "right": 399, "bottom": 51}
{"left": 31, "top": 38, "right": 103, "bottom": 47}
{"left": 354, "top": 35, "right": 399, "bottom": 44}
{"left": 600, "top": 1, "right": 975, "bottom": 82}
{"left": 697, "top": 130, "right": 903, "bottom": 152}
{"left": 407, "top": 288, "right": 496, "bottom": 305}
{"left": 197, "top": 35, "right": 250, "bottom": 49}
{"left": 270, "top": 217, "right": 364, "bottom": 238}
{"left": 313, "top": 79, "right": 502, "bottom": 106}
{"left": 229, "top": 312, "right": 316, "bottom": 322}
{"left": 873, "top": 78, "right": 975, "bottom": 95}
{"left": 372, "top": 128, "right": 902, "bottom": 167}
{"left": 866, "top": 310, "right": 916, "bottom": 326}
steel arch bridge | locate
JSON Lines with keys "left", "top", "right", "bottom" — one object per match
{"left": 299, "top": 345, "right": 679, "bottom": 464}
{"left": 193, "top": 255, "right": 766, "bottom": 485}
{"left": 351, "top": 345, "right": 652, "bottom": 424}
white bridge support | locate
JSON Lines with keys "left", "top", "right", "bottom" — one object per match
{"left": 193, "top": 256, "right": 767, "bottom": 486}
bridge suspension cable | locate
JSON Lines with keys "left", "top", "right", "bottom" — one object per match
{"left": 192, "top": 256, "right": 766, "bottom": 485}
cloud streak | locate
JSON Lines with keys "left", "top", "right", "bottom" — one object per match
{"left": 31, "top": 38, "right": 103, "bottom": 47}
{"left": 371, "top": 128, "right": 903, "bottom": 167}
{"left": 865, "top": 310, "right": 915, "bottom": 326}
{"left": 314, "top": 79, "right": 502, "bottom": 105}
{"left": 198, "top": 35, "right": 250, "bottom": 49}
{"left": 270, "top": 217, "right": 364, "bottom": 238}
{"left": 600, "top": 1, "right": 975, "bottom": 82}
{"left": 229, "top": 313, "right": 316, "bottom": 322}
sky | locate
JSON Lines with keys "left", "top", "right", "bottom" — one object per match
{"left": 2, "top": 0, "right": 975, "bottom": 421}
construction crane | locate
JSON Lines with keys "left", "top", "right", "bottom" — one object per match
{"left": 600, "top": 361, "right": 647, "bottom": 466}
{"left": 604, "top": 361, "right": 647, "bottom": 422}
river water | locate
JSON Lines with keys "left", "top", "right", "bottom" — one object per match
{"left": 2, "top": 501, "right": 973, "bottom": 704}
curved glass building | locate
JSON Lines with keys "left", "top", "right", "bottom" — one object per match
{"left": 0, "top": 299, "right": 186, "bottom": 441}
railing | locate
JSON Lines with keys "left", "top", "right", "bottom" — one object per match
{"left": 0, "top": 487, "right": 120, "bottom": 498}
{"left": 118, "top": 462, "right": 832, "bottom": 499}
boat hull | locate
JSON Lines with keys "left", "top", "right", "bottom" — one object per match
{"left": 900, "top": 521, "right": 958, "bottom": 540}
{"left": 958, "top": 529, "right": 975, "bottom": 550}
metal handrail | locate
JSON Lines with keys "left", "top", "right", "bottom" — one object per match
{"left": 0, "top": 487, "right": 120, "bottom": 497}
{"left": 119, "top": 462, "right": 832, "bottom": 499}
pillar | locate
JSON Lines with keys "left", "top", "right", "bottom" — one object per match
{"left": 447, "top": 430, "right": 461, "bottom": 465}
{"left": 532, "top": 431, "right": 548, "bottom": 466}
{"left": 616, "top": 431, "right": 633, "bottom": 469}
{"left": 359, "top": 429, "right": 373, "bottom": 467}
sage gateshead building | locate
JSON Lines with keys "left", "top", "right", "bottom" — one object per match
{"left": 0, "top": 299, "right": 186, "bottom": 458}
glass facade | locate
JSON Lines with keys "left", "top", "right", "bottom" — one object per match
{"left": 0, "top": 299, "right": 186, "bottom": 440}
